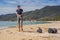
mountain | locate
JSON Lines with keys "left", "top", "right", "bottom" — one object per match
{"left": 0, "top": 6, "right": 60, "bottom": 21}
{"left": 25, "top": 6, "right": 60, "bottom": 21}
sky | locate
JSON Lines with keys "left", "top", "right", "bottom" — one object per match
{"left": 0, "top": 0, "right": 60, "bottom": 15}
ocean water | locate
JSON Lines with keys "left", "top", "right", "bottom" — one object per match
{"left": 0, "top": 21, "right": 49, "bottom": 29}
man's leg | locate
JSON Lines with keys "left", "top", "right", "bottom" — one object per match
{"left": 20, "top": 16, "right": 23, "bottom": 31}
{"left": 18, "top": 18, "right": 20, "bottom": 32}
{"left": 17, "top": 16, "right": 20, "bottom": 32}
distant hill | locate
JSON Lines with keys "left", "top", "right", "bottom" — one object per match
{"left": 0, "top": 6, "right": 60, "bottom": 21}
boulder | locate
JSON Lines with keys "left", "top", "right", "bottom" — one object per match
{"left": 37, "top": 28, "right": 42, "bottom": 33}
{"left": 48, "top": 28, "right": 57, "bottom": 33}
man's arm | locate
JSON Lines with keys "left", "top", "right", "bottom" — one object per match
{"left": 21, "top": 12, "right": 24, "bottom": 17}
{"left": 21, "top": 9, "right": 24, "bottom": 15}
{"left": 22, "top": 11, "right": 24, "bottom": 14}
{"left": 16, "top": 12, "right": 18, "bottom": 16}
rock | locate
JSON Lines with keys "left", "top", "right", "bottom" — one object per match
{"left": 52, "top": 28, "right": 57, "bottom": 33}
{"left": 48, "top": 28, "right": 57, "bottom": 33}
{"left": 37, "top": 27, "right": 42, "bottom": 33}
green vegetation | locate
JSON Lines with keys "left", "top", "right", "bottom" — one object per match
{"left": 0, "top": 6, "right": 60, "bottom": 21}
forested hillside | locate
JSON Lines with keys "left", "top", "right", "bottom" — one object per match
{"left": 0, "top": 6, "right": 60, "bottom": 21}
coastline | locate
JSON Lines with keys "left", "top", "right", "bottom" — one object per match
{"left": 0, "top": 21, "right": 60, "bottom": 40}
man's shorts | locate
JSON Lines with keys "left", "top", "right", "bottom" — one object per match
{"left": 17, "top": 15, "right": 23, "bottom": 24}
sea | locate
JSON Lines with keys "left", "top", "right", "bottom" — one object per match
{"left": 0, "top": 21, "right": 50, "bottom": 29}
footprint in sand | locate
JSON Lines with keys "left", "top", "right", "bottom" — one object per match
{"left": 30, "top": 28, "right": 33, "bottom": 29}
{"left": 6, "top": 30, "right": 13, "bottom": 34}
{"left": 22, "top": 38, "right": 32, "bottom": 40}
{"left": 29, "top": 39, "right": 32, "bottom": 40}
{"left": 9, "top": 32, "right": 13, "bottom": 34}
{"left": 0, "top": 32, "right": 1, "bottom": 34}
{"left": 6, "top": 30, "right": 10, "bottom": 32}
{"left": 22, "top": 39, "right": 25, "bottom": 40}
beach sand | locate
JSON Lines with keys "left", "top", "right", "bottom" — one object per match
{"left": 0, "top": 21, "right": 60, "bottom": 40}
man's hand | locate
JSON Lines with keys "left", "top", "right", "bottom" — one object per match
{"left": 16, "top": 12, "right": 19, "bottom": 16}
{"left": 21, "top": 12, "right": 24, "bottom": 17}
{"left": 17, "top": 14, "right": 18, "bottom": 16}
{"left": 21, "top": 14, "right": 23, "bottom": 17}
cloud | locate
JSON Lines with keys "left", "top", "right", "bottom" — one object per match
{"left": 0, "top": 5, "right": 43, "bottom": 15}
{"left": 0, "top": 0, "right": 60, "bottom": 15}
{"left": 0, "top": 7, "right": 16, "bottom": 15}
{"left": 4, "top": 1, "right": 17, "bottom": 4}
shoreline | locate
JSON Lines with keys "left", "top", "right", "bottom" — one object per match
{"left": 0, "top": 21, "right": 51, "bottom": 29}
{"left": 0, "top": 21, "right": 59, "bottom": 30}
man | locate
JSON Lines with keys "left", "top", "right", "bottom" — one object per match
{"left": 16, "top": 5, "right": 23, "bottom": 32}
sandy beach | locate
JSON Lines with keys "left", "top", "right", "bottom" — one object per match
{"left": 0, "top": 21, "right": 60, "bottom": 40}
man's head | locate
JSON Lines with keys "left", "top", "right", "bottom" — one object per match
{"left": 17, "top": 5, "right": 21, "bottom": 9}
